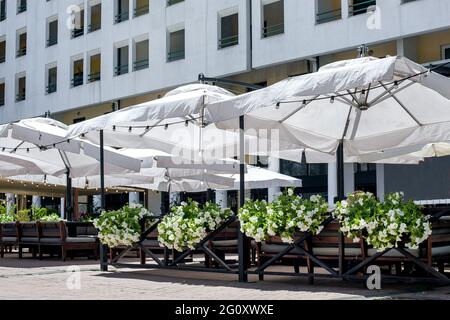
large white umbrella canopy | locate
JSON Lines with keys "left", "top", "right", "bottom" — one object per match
{"left": 207, "top": 56, "right": 450, "bottom": 156}
{"left": 0, "top": 118, "right": 141, "bottom": 178}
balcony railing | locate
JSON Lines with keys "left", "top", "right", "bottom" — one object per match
{"left": 133, "top": 59, "right": 149, "bottom": 71}
{"left": 0, "top": 12, "right": 6, "bottom": 21}
{"left": 114, "top": 64, "right": 129, "bottom": 76}
{"left": 88, "top": 72, "right": 101, "bottom": 82}
{"left": 316, "top": 8, "right": 342, "bottom": 24}
{"left": 0, "top": 55, "right": 5, "bottom": 63}
{"left": 16, "top": 47, "right": 26, "bottom": 57}
{"left": 17, "top": 4, "right": 26, "bottom": 14}
{"left": 46, "top": 83, "right": 57, "bottom": 94}
{"left": 72, "top": 28, "right": 84, "bottom": 38}
{"left": 71, "top": 74, "right": 83, "bottom": 87}
{"left": 88, "top": 23, "right": 101, "bottom": 33}
{"left": 167, "top": 50, "right": 185, "bottom": 62}
{"left": 349, "top": 0, "right": 376, "bottom": 16}
{"left": 0, "top": 98, "right": 5, "bottom": 106}
{"left": 16, "top": 92, "right": 26, "bottom": 102}
{"left": 218, "top": 35, "right": 239, "bottom": 49}
{"left": 134, "top": 5, "right": 149, "bottom": 17}
{"left": 167, "top": 0, "right": 183, "bottom": 6}
{"left": 262, "top": 23, "right": 284, "bottom": 38}
{"left": 47, "top": 37, "right": 58, "bottom": 47}
{"left": 114, "top": 11, "right": 129, "bottom": 24}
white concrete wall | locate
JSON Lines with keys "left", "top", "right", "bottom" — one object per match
{"left": 0, "top": 0, "right": 449, "bottom": 123}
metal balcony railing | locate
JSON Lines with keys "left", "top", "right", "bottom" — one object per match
{"left": 134, "top": 5, "right": 149, "bottom": 17}
{"left": 133, "top": 59, "right": 149, "bottom": 71}
{"left": 0, "top": 55, "right": 5, "bottom": 63}
{"left": 218, "top": 35, "right": 239, "bottom": 49}
{"left": 114, "top": 11, "right": 129, "bottom": 24}
{"left": 17, "top": 4, "right": 26, "bottom": 14}
{"left": 88, "top": 72, "right": 101, "bottom": 82}
{"left": 0, "top": 98, "right": 5, "bottom": 106}
{"left": 0, "top": 12, "right": 6, "bottom": 21}
{"left": 72, "top": 28, "right": 84, "bottom": 38}
{"left": 167, "top": 0, "right": 183, "bottom": 6}
{"left": 114, "top": 64, "right": 129, "bottom": 76}
{"left": 47, "top": 37, "right": 58, "bottom": 47}
{"left": 167, "top": 50, "right": 185, "bottom": 62}
{"left": 316, "top": 8, "right": 342, "bottom": 24}
{"left": 262, "top": 23, "right": 284, "bottom": 38}
{"left": 46, "top": 83, "right": 57, "bottom": 94}
{"left": 71, "top": 74, "right": 84, "bottom": 87}
{"left": 349, "top": 0, "right": 376, "bottom": 16}
{"left": 88, "top": 23, "right": 101, "bottom": 33}
{"left": 16, "top": 47, "right": 26, "bottom": 57}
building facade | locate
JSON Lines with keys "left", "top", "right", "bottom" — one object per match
{"left": 1, "top": 0, "right": 450, "bottom": 212}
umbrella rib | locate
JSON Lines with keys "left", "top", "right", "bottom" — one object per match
{"left": 368, "top": 81, "right": 415, "bottom": 107}
{"left": 278, "top": 95, "right": 320, "bottom": 123}
{"left": 335, "top": 95, "right": 359, "bottom": 109}
{"left": 379, "top": 83, "right": 423, "bottom": 127}
{"left": 9, "top": 141, "right": 24, "bottom": 153}
{"left": 139, "top": 119, "right": 164, "bottom": 137}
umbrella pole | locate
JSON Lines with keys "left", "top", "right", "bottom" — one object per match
{"left": 65, "top": 171, "right": 72, "bottom": 221}
{"left": 336, "top": 141, "right": 346, "bottom": 275}
{"left": 238, "top": 115, "right": 249, "bottom": 282}
{"left": 99, "top": 129, "right": 108, "bottom": 272}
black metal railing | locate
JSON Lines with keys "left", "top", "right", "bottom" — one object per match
{"left": 17, "top": 4, "right": 26, "bottom": 14}
{"left": 16, "top": 47, "right": 26, "bottom": 57}
{"left": 47, "top": 37, "right": 58, "bottom": 47}
{"left": 0, "top": 12, "right": 6, "bottom": 21}
{"left": 0, "top": 55, "right": 5, "bottom": 63}
{"left": 0, "top": 98, "right": 5, "bottom": 106}
{"left": 16, "top": 92, "right": 26, "bottom": 102}
{"left": 316, "top": 8, "right": 342, "bottom": 24}
{"left": 167, "top": 0, "right": 183, "bottom": 6}
{"left": 88, "top": 23, "right": 101, "bottom": 33}
{"left": 349, "top": 0, "right": 376, "bottom": 16}
{"left": 88, "top": 72, "right": 101, "bottom": 82}
{"left": 46, "top": 83, "right": 57, "bottom": 94}
{"left": 114, "top": 11, "right": 129, "bottom": 24}
{"left": 72, "top": 28, "right": 84, "bottom": 38}
{"left": 167, "top": 50, "right": 185, "bottom": 62}
{"left": 114, "top": 64, "right": 129, "bottom": 76}
{"left": 262, "top": 23, "right": 284, "bottom": 38}
{"left": 218, "top": 35, "right": 239, "bottom": 49}
{"left": 71, "top": 74, "right": 83, "bottom": 87}
{"left": 134, "top": 5, "right": 149, "bottom": 17}
{"left": 133, "top": 59, "right": 149, "bottom": 71}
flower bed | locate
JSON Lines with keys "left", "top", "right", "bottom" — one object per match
{"left": 239, "top": 189, "right": 330, "bottom": 243}
{"left": 334, "top": 191, "right": 432, "bottom": 251}
{"left": 158, "top": 200, "right": 233, "bottom": 252}
{"left": 94, "top": 203, "right": 156, "bottom": 248}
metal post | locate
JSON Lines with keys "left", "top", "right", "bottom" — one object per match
{"left": 99, "top": 129, "right": 108, "bottom": 271}
{"left": 65, "top": 171, "right": 73, "bottom": 221}
{"left": 238, "top": 115, "right": 249, "bottom": 282}
{"left": 336, "top": 141, "right": 346, "bottom": 275}
{"left": 206, "top": 189, "right": 214, "bottom": 203}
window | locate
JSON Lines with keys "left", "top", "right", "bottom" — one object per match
{"left": 71, "top": 5, "right": 85, "bottom": 38}
{"left": 168, "top": 28, "right": 185, "bottom": 62}
{"left": 134, "top": 0, "right": 149, "bottom": 17}
{"left": 16, "top": 73, "right": 26, "bottom": 102}
{"left": 443, "top": 45, "right": 450, "bottom": 60}
{"left": 0, "top": 37, "right": 5, "bottom": 63}
{"left": 47, "top": 18, "right": 58, "bottom": 47}
{"left": 46, "top": 65, "right": 57, "bottom": 94}
{"left": 88, "top": 52, "right": 101, "bottom": 82}
{"left": 349, "top": 0, "right": 376, "bottom": 16}
{"left": 316, "top": 0, "right": 341, "bottom": 24}
{"left": 115, "top": 44, "right": 129, "bottom": 76}
{"left": 262, "top": 0, "right": 284, "bottom": 38}
{"left": 167, "top": 0, "right": 183, "bottom": 6}
{"left": 0, "top": 81, "right": 5, "bottom": 106}
{"left": 71, "top": 58, "right": 84, "bottom": 87}
{"left": 88, "top": 1, "right": 102, "bottom": 33}
{"left": 115, "top": 0, "right": 129, "bottom": 24}
{"left": 0, "top": 0, "right": 6, "bottom": 21}
{"left": 219, "top": 12, "right": 239, "bottom": 49}
{"left": 133, "top": 38, "right": 149, "bottom": 71}
{"left": 16, "top": 30, "right": 26, "bottom": 57}
{"left": 17, "top": 0, "right": 26, "bottom": 14}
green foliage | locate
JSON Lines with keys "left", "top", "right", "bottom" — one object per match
{"left": 15, "top": 209, "right": 31, "bottom": 222}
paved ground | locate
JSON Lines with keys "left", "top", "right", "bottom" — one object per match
{"left": 0, "top": 253, "right": 449, "bottom": 300}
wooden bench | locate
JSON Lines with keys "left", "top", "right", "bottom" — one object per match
{"left": 18, "top": 222, "right": 40, "bottom": 259}
{"left": 0, "top": 222, "right": 19, "bottom": 258}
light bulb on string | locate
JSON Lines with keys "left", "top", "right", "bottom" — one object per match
{"left": 164, "top": 124, "right": 169, "bottom": 130}
{"left": 330, "top": 96, "right": 335, "bottom": 104}
{"left": 185, "top": 120, "right": 189, "bottom": 127}
{"left": 393, "top": 81, "right": 399, "bottom": 89}
{"left": 275, "top": 102, "right": 281, "bottom": 110}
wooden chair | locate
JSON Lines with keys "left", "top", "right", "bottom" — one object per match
{"left": 18, "top": 222, "right": 39, "bottom": 259}
{"left": 0, "top": 222, "right": 19, "bottom": 258}
{"left": 427, "top": 217, "right": 450, "bottom": 274}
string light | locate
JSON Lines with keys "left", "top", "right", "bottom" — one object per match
{"left": 275, "top": 102, "right": 281, "bottom": 110}
{"left": 393, "top": 81, "right": 399, "bottom": 89}
{"left": 185, "top": 120, "right": 189, "bottom": 127}
{"left": 128, "top": 126, "right": 132, "bottom": 133}
{"left": 330, "top": 96, "right": 335, "bottom": 104}
{"left": 164, "top": 124, "right": 169, "bottom": 130}
{"left": 113, "top": 125, "right": 116, "bottom": 131}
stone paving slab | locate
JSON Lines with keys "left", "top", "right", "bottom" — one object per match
{"left": 0, "top": 254, "right": 449, "bottom": 300}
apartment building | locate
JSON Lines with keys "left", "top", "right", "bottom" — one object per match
{"left": 0, "top": 0, "right": 450, "bottom": 212}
